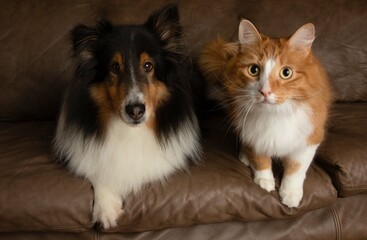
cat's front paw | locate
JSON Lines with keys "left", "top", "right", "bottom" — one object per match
{"left": 93, "top": 194, "right": 123, "bottom": 229}
{"left": 254, "top": 177, "right": 275, "bottom": 192}
{"left": 253, "top": 168, "right": 275, "bottom": 192}
{"left": 279, "top": 186, "right": 303, "bottom": 208}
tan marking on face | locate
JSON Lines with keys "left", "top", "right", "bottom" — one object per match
{"left": 138, "top": 52, "right": 170, "bottom": 130}
{"left": 140, "top": 52, "right": 155, "bottom": 78}
{"left": 90, "top": 81, "right": 127, "bottom": 128}
{"left": 107, "top": 52, "right": 124, "bottom": 85}
{"left": 142, "top": 76, "right": 170, "bottom": 131}
{"left": 140, "top": 52, "right": 151, "bottom": 66}
{"left": 283, "top": 160, "right": 301, "bottom": 175}
{"left": 112, "top": 52, "right": 124, "bottom": 70}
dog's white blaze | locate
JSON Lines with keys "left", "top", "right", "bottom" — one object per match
{"left": 129, "top": 64, "right": 137, "bottom": 86}
{"left": 128, "top": 46, "right": 138, "bottom": 86}
{"left": 126, "top": 89, "right": 144, "bottom": 104}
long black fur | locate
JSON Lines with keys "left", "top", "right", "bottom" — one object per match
{"left": 60, "top": 4, "right": 201, "bottom": 148}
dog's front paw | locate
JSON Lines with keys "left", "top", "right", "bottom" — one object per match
{"left": 254, "top": 177, "right": 275, "bottom": 192}
{"left": 93, "top": 193, "right": 123, "bottom": 229}
{"left": 239, "top": 151, "right": 250, "bottom": 166}
{"left": 279, "top": 186, "right": 303, "bottom": 208}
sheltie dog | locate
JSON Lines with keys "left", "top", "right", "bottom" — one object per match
{"left": 53, "top": 4, "right": 201, "bottom": 229}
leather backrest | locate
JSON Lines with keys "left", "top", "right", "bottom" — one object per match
{"left": 0, "top": 0, "right": 366, "bottom": 121}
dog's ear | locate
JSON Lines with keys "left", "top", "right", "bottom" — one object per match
{"left": 144, "top": 4, "right": 184, "bottom": 56}
{"left": 71, "top": 21, "right": 113, "bottom": 62}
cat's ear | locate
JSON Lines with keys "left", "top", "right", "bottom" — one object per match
{"left": 238, "top": 19, "right": 262, "bottom": 46}
{"left": 288, "top": 23, "right": 315, "bottom": 54}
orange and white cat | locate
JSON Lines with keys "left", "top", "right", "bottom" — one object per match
{"left": 199, "top": 20, "right": 331, "bottom": 207}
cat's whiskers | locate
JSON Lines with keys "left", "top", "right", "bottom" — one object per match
{"left": 223, "top": 95, "right": 253, "bottom": 139}
{"left": 290, "top": 85, "right": 327, "bottom": 100}
{"left": 292, "top": 92, "right": 322, "bottom": 99}
{"left": 213, "top": 96, "right": 249, "bottom": 111}
{"left": 222, "top": 115, "right": 236, "bottom": 140}
{"left": 221, "top": 71, "right": 244, "bottom": 92}
{"left": 239, "top": 99, "right": 256, "bottom": 130}
{"left": 232, "top": 96, "right": 255, "bottom": 126}
{"left": 207, "top": 70, "right": 239, "bottom": 99}
{"left": 210, "top": 84, "right": 231, "bottom": 98}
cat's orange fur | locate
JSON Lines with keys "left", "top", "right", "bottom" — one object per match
{"left": 199, "top": 20, "right": 332, "bottom": 208}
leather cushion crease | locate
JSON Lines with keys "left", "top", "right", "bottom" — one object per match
{"left": 0, "top": 122, "right": 94, "bottom": 232}
{"left": 105, "top": 113, "right": 337, "bottom": 233}
{"left": 0, "top": 116, "right": 337, "bottom": 233}
{"left": 2, "top": 195, "right": 367, "bottom": 239}
{"left": 317, "top": 103, "right": 367, "bottom": 197}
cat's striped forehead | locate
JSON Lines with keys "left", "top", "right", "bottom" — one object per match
{"left": 238, "top": 36, "right": 291, "bottom": 64}
{"left": 261, "top": 37, "right": 289, "bottom": 59}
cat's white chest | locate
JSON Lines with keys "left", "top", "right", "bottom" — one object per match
{"left": 238, "top": 102, "right": 314, "bottom": 157}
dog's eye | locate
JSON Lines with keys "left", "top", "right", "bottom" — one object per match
{"left": 143, "top": 62, "right": 153, "bottom": 73}
{"left": 111, "top": 63, "right": 120, "bottom": 73}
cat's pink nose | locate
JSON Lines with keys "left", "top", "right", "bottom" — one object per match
{"left": 259, "top": 89, "right": 272, "bottom": 97}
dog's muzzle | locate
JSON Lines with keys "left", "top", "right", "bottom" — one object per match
{"left": 125, "top": 103, "right": 146, "bottom": 122}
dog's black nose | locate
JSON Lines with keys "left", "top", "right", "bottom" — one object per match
{"left": 125, "top": 104, "right": 146, "bottom": 121}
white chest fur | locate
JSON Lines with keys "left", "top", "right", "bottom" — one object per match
{"left": 237, "top": 101, "right": 314, "bottom": 157}
{"left": 64, "top": 117, "right": 200, "bottom": 196}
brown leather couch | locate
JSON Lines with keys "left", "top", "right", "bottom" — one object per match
{"left": 1, "top": 0, "right": 366, "bottom": 239}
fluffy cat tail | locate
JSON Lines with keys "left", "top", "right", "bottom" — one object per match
{"left": 198, "top": 39, "right": 238, "bottom": 85}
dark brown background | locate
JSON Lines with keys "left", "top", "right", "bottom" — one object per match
{"left": 1, "top": 0, "right": 366, "bottom": 121}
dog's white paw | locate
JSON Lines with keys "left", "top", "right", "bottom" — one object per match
{"left": 279, "top": 186, "right": 303, "bottom": 208}
{"left": 239, "top": 151, "right": 250, "bottom": 166}
{"left": 93, "top": 194, "right": 123, "bottom": 229}
{"left": 254, "top": 177, "right": 275, "bottom": 192}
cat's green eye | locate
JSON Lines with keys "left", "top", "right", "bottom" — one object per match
{"left": 248, "top": 64, "right": 260, "bottom": 77}
{"left": 280, "top": 67, "right": 293, "bottom": 79}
